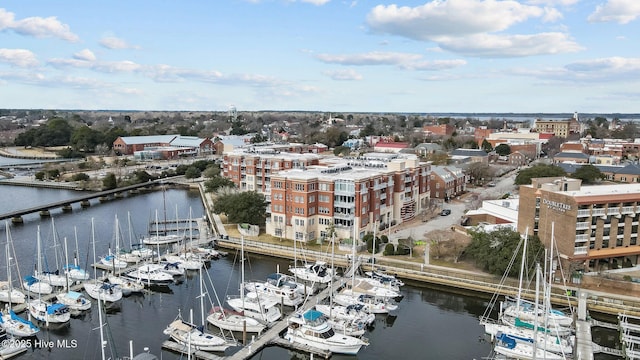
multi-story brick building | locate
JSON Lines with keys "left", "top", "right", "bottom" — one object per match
{"left": 518, "top": 177, "right": 640, "bottom": 273}
{"left": 263, "top": 154, "right": 430, "bottom": 242}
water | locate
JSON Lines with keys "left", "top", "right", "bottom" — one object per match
{"left": 0, "top": 182, "right": 622, "bottom": 359}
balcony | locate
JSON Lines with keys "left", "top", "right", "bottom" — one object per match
{"left": 575, "top": 234, "right": 589, "bottom": 242}
{"left": 577, "top": 209, "right": 590, "bottom": 217}
{"left": 576, "top": 222, "right": 589, "bottom": 230}
{"left": 574, "top": 246, "right": 588, "bottom": 255}
{"left": 622, "top": 206, "right": 635, "bottom": 214}
{"left": 607, "top": 207, "right": 621, "bottom": 216}
{"left": 592, "top": 208, "right": 606, "bottom": 216}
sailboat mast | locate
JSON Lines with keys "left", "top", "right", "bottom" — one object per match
{"left": 5, "top": 242, "right": 12, "bottom": 306}
{"left": 36, "top": 225, "right": 42, "bottom": 276}
{"left": 372, "top": 220, "right": 377, "bottom": 274}
{"left": 97, "top": 293, "right": 106, "bottom": 360}
{"left": 515, "top": 228, "right": 528, "bottom": 311}
{"left": 199, "top": 266, "right": 205, "bottom": 326}
{"left": 64, "top": 237, "right": 70, "bottom": 292}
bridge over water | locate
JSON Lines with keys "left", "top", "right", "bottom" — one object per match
{"left": 0, "top": 178, "right": 182, "bottom": 223}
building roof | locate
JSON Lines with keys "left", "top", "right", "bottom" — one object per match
{"left": 170, "top": 135, "right": 208, "bottom": 147}
{"left": 431, "top": 166, "right": 454, "bottom": 181}
{"left": 451, "top": 149, "right": 488, "bottom": 157}
{"left": 415, "top": 143, "right": 443, "bottom": 151}
{"left": 118, "top": 135, "right": 177, "bottom": 145}
{"left": 553, "top": 151, "right": 590, "bottom": 159}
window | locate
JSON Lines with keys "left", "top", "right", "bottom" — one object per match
{"left": 295, "top": 183, "right": 305, "bottom": 191}
{"left": 319, "top": 183, "right": 329, "bottom": 191}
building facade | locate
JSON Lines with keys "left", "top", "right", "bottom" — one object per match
{"left": 518, "top": 177, "right": 640, "bottom": 273}
{"left": 264, "top": 154, "right": 430, "bottom": 242}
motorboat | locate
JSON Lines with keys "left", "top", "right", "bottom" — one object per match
{"left": 108, "top": 275, "right": 145, "bottom": 295}
{"left": 283, "top": 309, "right": 368, "bottom": 355}
{"left": 315, "top": 303, "right": 375, "bottom": 326}
{"left": 226, "top": 291, "right": 281, "bottom": 325}
{"left": 289, "top": 261, "right": 334, "bottom": 284}
{"left": 333, "top": 293, "right": 398, "bottom": 314}
{"left": 244, "top": 278, "right": 304, "bottom": 308}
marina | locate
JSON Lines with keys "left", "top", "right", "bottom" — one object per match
{"left": 0, "top": 181, "right": 627, "bottom": 359}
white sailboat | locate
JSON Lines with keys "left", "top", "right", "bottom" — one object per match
{"left": 56, "top": 237, "right": 92, "bottom": 312}
{"left": 0, "top": 224, "right": 25, "bottom": 304}
{"left": 225, "top": 237, "right": 281, "bottom": 326}
{"left": 22, "top": 226, "right": 53, "bottom": 295}
{"left": 0, "top": 308, "right": 39, "bottom": 338}
{"left": 33, "top": 218, "right": 67, "bottom": 288}
{"left": 64, "top": 227, "right": 90, "bottom": 282}
{"left": 123, "top": 263, "right": 174, "bottom": 286}
{"left": 99, "top": 216, "right": 128, "bottom": 270}
{"left": 27, "top": 299, "right": 70, "bottom": 325}
{"left": 0, "top": 326, "right": 28, "bottom": 358}
{"left": 163, "top": 267, "right": 237, "bottom": 352}
{"left": 84, "top": 218, "right": 123, "bottom": 303}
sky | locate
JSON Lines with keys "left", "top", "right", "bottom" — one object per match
{"left": 0, "top": 0, "right": 639, "bottom": 114}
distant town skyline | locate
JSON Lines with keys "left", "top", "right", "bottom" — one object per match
{"left": 0, "top": 1, "right": 639, "bottom": 113}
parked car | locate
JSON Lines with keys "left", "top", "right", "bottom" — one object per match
{"left": 440, "top": 209, "right": 451, "bottom": 216}
{"left": 487, "top": 182, "right": 496, "bottom": 187}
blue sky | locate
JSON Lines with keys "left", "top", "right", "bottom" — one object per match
{"left": 0, "top": 0, "right": 639, "bottom": 113}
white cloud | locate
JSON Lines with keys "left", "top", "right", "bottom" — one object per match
{"left": 439, "top": 32, "right": 583, "bottom": 57}
{"left": 366, "top": 0, "right": 544, "bottom": 40}
{"left": 73, "top": 49, "right": 96, "bottom": 62}
{"left": 315, "top": 51, "right": 422, "bottom": 65}
{"left": 323, "top": 69, "right": 363, "bottom": 80}
{"left": 400, "top": 59, "right": 467, "bottom": 70}
{"left": 0, "top": 8, "right": 15, "bottom": 30}
{"left": 588, "top": 0, "right": 640, "bottom": 24}
{"left": 542, "top": 7, "right": 564, "bottom": 22}
{"left": 0, "top": 8, "right": 79, "bottom": 42}
{"left": 527, "top": 0, "right": 579, "bottom": 5}
{"left": 565, "top": 57, "right": 640, "bottom": 73}
{"left": 0, "top": 49, "right": 38, "bottom": 67}
{"left": 99, "top": 36, "right": 140, "bottom": 50}
{"left": 300, "top": 0, "right": 331, "bottom": 5}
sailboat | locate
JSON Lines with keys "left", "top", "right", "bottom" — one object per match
{"left": 142, "top": 189, "right": 183, "bottom": 246}
{"left": 0, "top": 308, "right": 39, "bottom": 338}
{"left": 163, "top": 208, "right": 204, "bottom": 271}
{"left": 118, "top": 212, "right": 155, "bottom": 264}
{"left": 225, "top": 237, "right": 281, "bottom": 326}
{"left": 99, "top": 216, "right": 128, "bottom": 270}
{"left": 0, "top": 223, "right": 25, "bottom": 304}
{"left": 56, "top": 237, "right": 92, "bottom": 312}
{"left": 35, "top": 218, "right": 68, "bottom": 288}
{"left": 0, "top": 326, "right": 28, "bottom": 358}
{"left": 22, "top": 226, "right": 53, "bottom": 295}
{"left": 64, "top": 227, "right": 90, "bottom": 282}
{"left": 84, "top": 218, "right": 123, "bottom": 303}
{"left": 163, "top": 267, "right": 237, "bottom": 352}
{"left": 207, "top": 235, "right": 267, "bottom": 333}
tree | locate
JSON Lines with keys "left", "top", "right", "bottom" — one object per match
{"left": 102, "top": 173, "right": 117, "bottom": 189}
{"left": 481, "top": 139, "right": 493, "bottom": 153}
{"left": 204, "top": 176, "right": 236, "bottom": 192}
{"left": 514, "top": 164, "right": 566, "bottom": 185}
{"left": 464, "top": 227, "right": 544, "bottom": 277}
{"left": 464, "top": 162, "right": 494, "bottom": 185}
{"left": 70, "top": 126, "right": 105, "bottom": 152}
{"left": 184, "top": 167, "right": 202, "bottom": 180}
{"left": 72, "top": 173, "right": 90, "bottom": 181}
{"left": 571, "top": 164, "right": 603, "bottom": 184}
{"left": 213, "top": 191, "right": 267, "bottom": 225}
{"left": 494, "top": 143, "right": 511, "bottom": 156}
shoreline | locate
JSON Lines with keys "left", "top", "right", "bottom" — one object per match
{"left": 0, "top": 146, "right": 61, "bottom": 160}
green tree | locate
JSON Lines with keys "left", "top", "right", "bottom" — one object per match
{"left": 333, "top": 146, "right": 350, "bottom": 156}
{"left": 102, "top": 173, "right": 117, "bottom": 189}
{"left": 213, "top": 191, "right": 267, "bottom": 225}
{"left": 184, "top": 167, "right": 201, "bottom": 180}
{"left": 495, "top": 143, "right": 511, "bottom": 156}
{"left": 571, "top": 164, "right": 603, "bottom": 184}
{"left": 204, "top": 176, "right": 236, "bottom": 192}
{"left": 514, "top": 164, "right": 566, "bottom": 185}
{"left": 72, "top": 173, "right": 90, "bottom": 181}
{"left": 481, "top": 139, "right": 493, "bottom": 153}
{"left": 202, "top": 165, "right": 221, "bottom": 178}
{"left": 464, "top": 227, "right": 545, "bottom": 277}
{"left": 70, "top": 126, "right": 106, "bottom": 152}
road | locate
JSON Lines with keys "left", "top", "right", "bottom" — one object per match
{"left": 392, "top": 168, "right": 519, "bottom": 242}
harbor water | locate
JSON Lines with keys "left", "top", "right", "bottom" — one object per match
{"left": 0, "top": 182, "right": 623, "bottom": 359}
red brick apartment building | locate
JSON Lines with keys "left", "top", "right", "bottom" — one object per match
{"left": 267, "top": 156, "right": 430, "bottom": 242}
{"left": 519, "top": 177, "right": 640, "bottom": 273}
{"left": 222, "top": 149, "right": 431, "bottom": 242}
